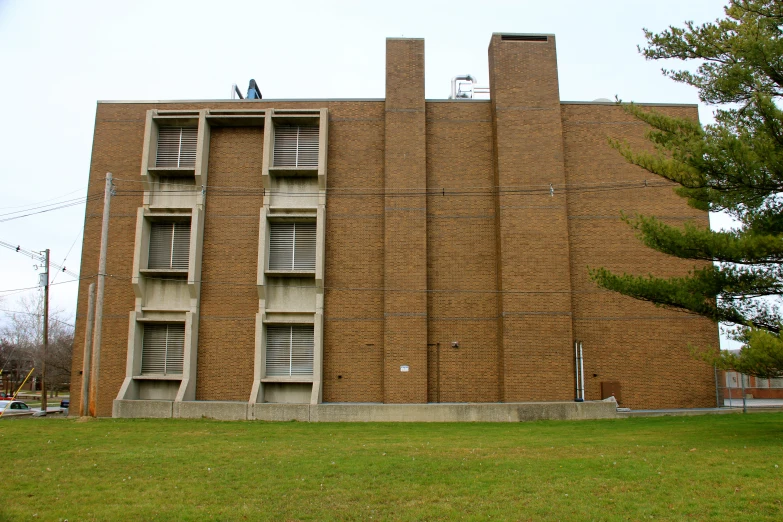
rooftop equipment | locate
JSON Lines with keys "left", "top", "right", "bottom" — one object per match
{"left": 247, "top": 79, "right": 262, "bottom": 99}
{"left": 448, "top": 75, "right": 490, "bottom": 99}
{"left": 230, "top": 79, "right": 263, "bottom": 100}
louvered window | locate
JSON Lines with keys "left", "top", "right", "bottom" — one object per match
{"left": 273, "top": 125, "right": 319, "bottom": 167}
{"left": 141, "top": 323, "right": 185, "bottom": 375}
{"left": 148, "top": 221, "right": 191, "bottom": 270}
{"left": 156, "top": 127, "right": 198, "bottom": 167}
{"left": 268, "top": 222, "right": 316, "bottom": 271}
{"left": 266, "top": 325, "right": 314, "bottom": 377}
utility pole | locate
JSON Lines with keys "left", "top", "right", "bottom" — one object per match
{"left": 89, "top": 172, "right": 112, "bottom": 416}
{"left": 80, "top": 283, "right": 96, "bottom": 417}
{"left": 41, "top": 248, "right": 49, "bottom": 413}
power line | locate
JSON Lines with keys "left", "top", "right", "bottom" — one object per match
{"left": 0, "top": 309, "right": 75, "bottom": 328}
{"left": 0, "top": 240, "right": 80, "bottom": 279}
{"left": 0, "top": 275, "right": 94, "bottom": 295}
{"left": 0, "top": 194, "right": 95, "bottom": 218}
{"left": 50, "top": 232, "right": 82, "bottom": 285}
{"left": 107, "top": 175, "right": 677, "bottom": 192}
{"left": 97, "top": 271, "right": 615, "bottom": 295}
{"left": 0, "top": 285, "right": 41, "bottom": 295}
{"left": 107, "top": 181, "right": 677, "bottom": 199}
{"left": 0, "top": 186, "right": 88, "bottom": 211}
{"left": 0, "top": 287, "right": 41, "bottom": 298}
{"left": 0, "top": 194, "right": 101, "bottom": 223}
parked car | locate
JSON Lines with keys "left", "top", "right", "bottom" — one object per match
{"left": 60, "top": 399, "right": 70, "bottom": 412}
{"left": 0, "top": 400, "right": 35, "bottom": 417}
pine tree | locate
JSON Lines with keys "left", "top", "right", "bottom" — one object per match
{"left": 590, "top": 0, "right": 783, "bottom": 378}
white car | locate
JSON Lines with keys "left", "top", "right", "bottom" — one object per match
{"left": 0, "top": 400, "right": 37, "bottom": 417}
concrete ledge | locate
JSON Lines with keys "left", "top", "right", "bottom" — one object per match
{"left": 111, "top": 400, "right": 617, "bottom": 422}
{"left": 619, "top": 408, "right": 744, "bottom": 418}
{"left": 252, "top": 403, "right": 310, "bottom": 421}
{"left": 174, "top": 401, "right": 249, "bottom": 420}
{"left": 309, "top": 401, "right": 617, "bottom": 422}
{"left": 113, "top": 399, "right": 173, "bottom": 418}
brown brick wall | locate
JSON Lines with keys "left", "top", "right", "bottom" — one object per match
{"left": 383, "top": 39, "right": 428, "bottom": 403}
{"left": 322, "top": 101, "right": 386, "bottom": 403}
{"left": 197, "top": 126, "right": 264, "bottom": 401}
{"left": 562, "top": 103, "right": 719, "bottom": 408}
{"left": 425, "top": 102, "right": 500, "bottom": 403}
{"left": 488, "top": 34, "right": 576, "bottom": 402}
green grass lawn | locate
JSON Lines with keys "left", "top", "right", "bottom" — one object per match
{"left": 1, "top": 414, "right": 781, "bottom": 521}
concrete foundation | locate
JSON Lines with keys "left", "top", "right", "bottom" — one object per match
{"left": 113, "top": 400, "right": 618, "bottom": 422}
{"left": 113, "top": 399, "right": 173, "bottom": 418}
{"left": 174, "top": 401, "right": 249, "bottom": 420}
{"left": 252, "top": 403, "right": 310, "bottom": 421}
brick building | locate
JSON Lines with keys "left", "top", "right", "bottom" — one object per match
{"left": 71, "top": 34, "right": 719, "bottom": 419}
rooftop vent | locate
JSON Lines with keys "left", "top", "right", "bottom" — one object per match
{"left": 501, "top": 34, "right": 548, "bottom": 42}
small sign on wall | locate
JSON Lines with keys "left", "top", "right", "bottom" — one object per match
{"left": 400, "top": 365, "right": 409, "bottom": 372}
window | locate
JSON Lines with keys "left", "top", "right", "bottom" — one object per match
{"left": 156, "top": 127, "right": 197, "bottom": 167}
{"left": 268, "top": 222, "right": 316, "bottom": 271}
{"left": 141, "top": 323, "right": 185, "bottom": 375}
{"left": 149, "top": 221, "right": 191, "bottom": 270}
{"left": 273, "top": 125, "right": 319, "bottom": 167}
{"left": 266, "top": 325, "right": 314, "bottom": 376}
{"left": 755, "top": 377, "right": 783, "bottom": 389}
{"left": 725, "top": 371, "right": 751, "bottom": 388}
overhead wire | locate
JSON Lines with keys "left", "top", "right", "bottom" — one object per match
{"left": 0, "top": 240, "right": 80, "bottom": 279}
{"left": 0, "top": 194, "right": 102, "bottom": 223}
{"left": 97, "top": 271, "right": 613, "bottom": 295}
{"left": 107, "top": 178, "right": 676, "bottom": 197}
{"left": 0, "top": 195, "right": 95, "bottom": 218}
{"left": 0, "top": 308, "right": 75, "bottom": 328}
{"left": 107, "top": 175, "right": 677, "bottom": 192}
{"left": 0, "top": 186, "right": 89, "bottom": 211}
{"left": 0, "top": 275, "right": 95, "bottom": 295}
{"left": 49, "top": 231, "right": 82, "bottom": 285}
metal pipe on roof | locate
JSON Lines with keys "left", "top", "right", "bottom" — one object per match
{"left": 449, "top": 75, "right": 476, "bottom": 99}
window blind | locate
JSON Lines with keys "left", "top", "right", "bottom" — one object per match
{"left": 266, "top": 324, "right": 314, "bottom": 377}
{"left": 268, "top": 222, "right": 316, "bottom": 271}
{"left": 149, "top": 221, "right": 191, "bottom": 269}
{"left": 273, "top": 125, "right": 319, "bottom": 167}
{"left": 156, "top": 127, "right": 198, "bottom": 167}
{"left": 141, "top": 323, "right": 185, "bottom": 375}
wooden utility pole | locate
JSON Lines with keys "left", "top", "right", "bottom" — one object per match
{"left": 80, "top": 283, "right": 96, "bottom": 417}
{"left": 41, "top": 248, "right": 49, "bottom": 413}
{"left": 89, "top": 172, "right": 112, "bottom": 416}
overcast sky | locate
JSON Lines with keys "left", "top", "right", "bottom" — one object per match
{"left": 0, "top": 0, "right": 737, "bottom": 346}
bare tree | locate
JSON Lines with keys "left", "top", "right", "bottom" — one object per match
{"left": 0, "top": 293, "right": 74, "bottom": 397}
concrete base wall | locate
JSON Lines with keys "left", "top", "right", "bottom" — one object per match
{"left": 113, "top": 400, "right": 617, "bottom": 422}
{"left": 113, "top": 400, "right": 173, "bottom": 418}
{"left": 174, "top": 401, "right": 249, "bottom": 421}
{"left": 252, "top": 403, "right": 310, "bottom": 421}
